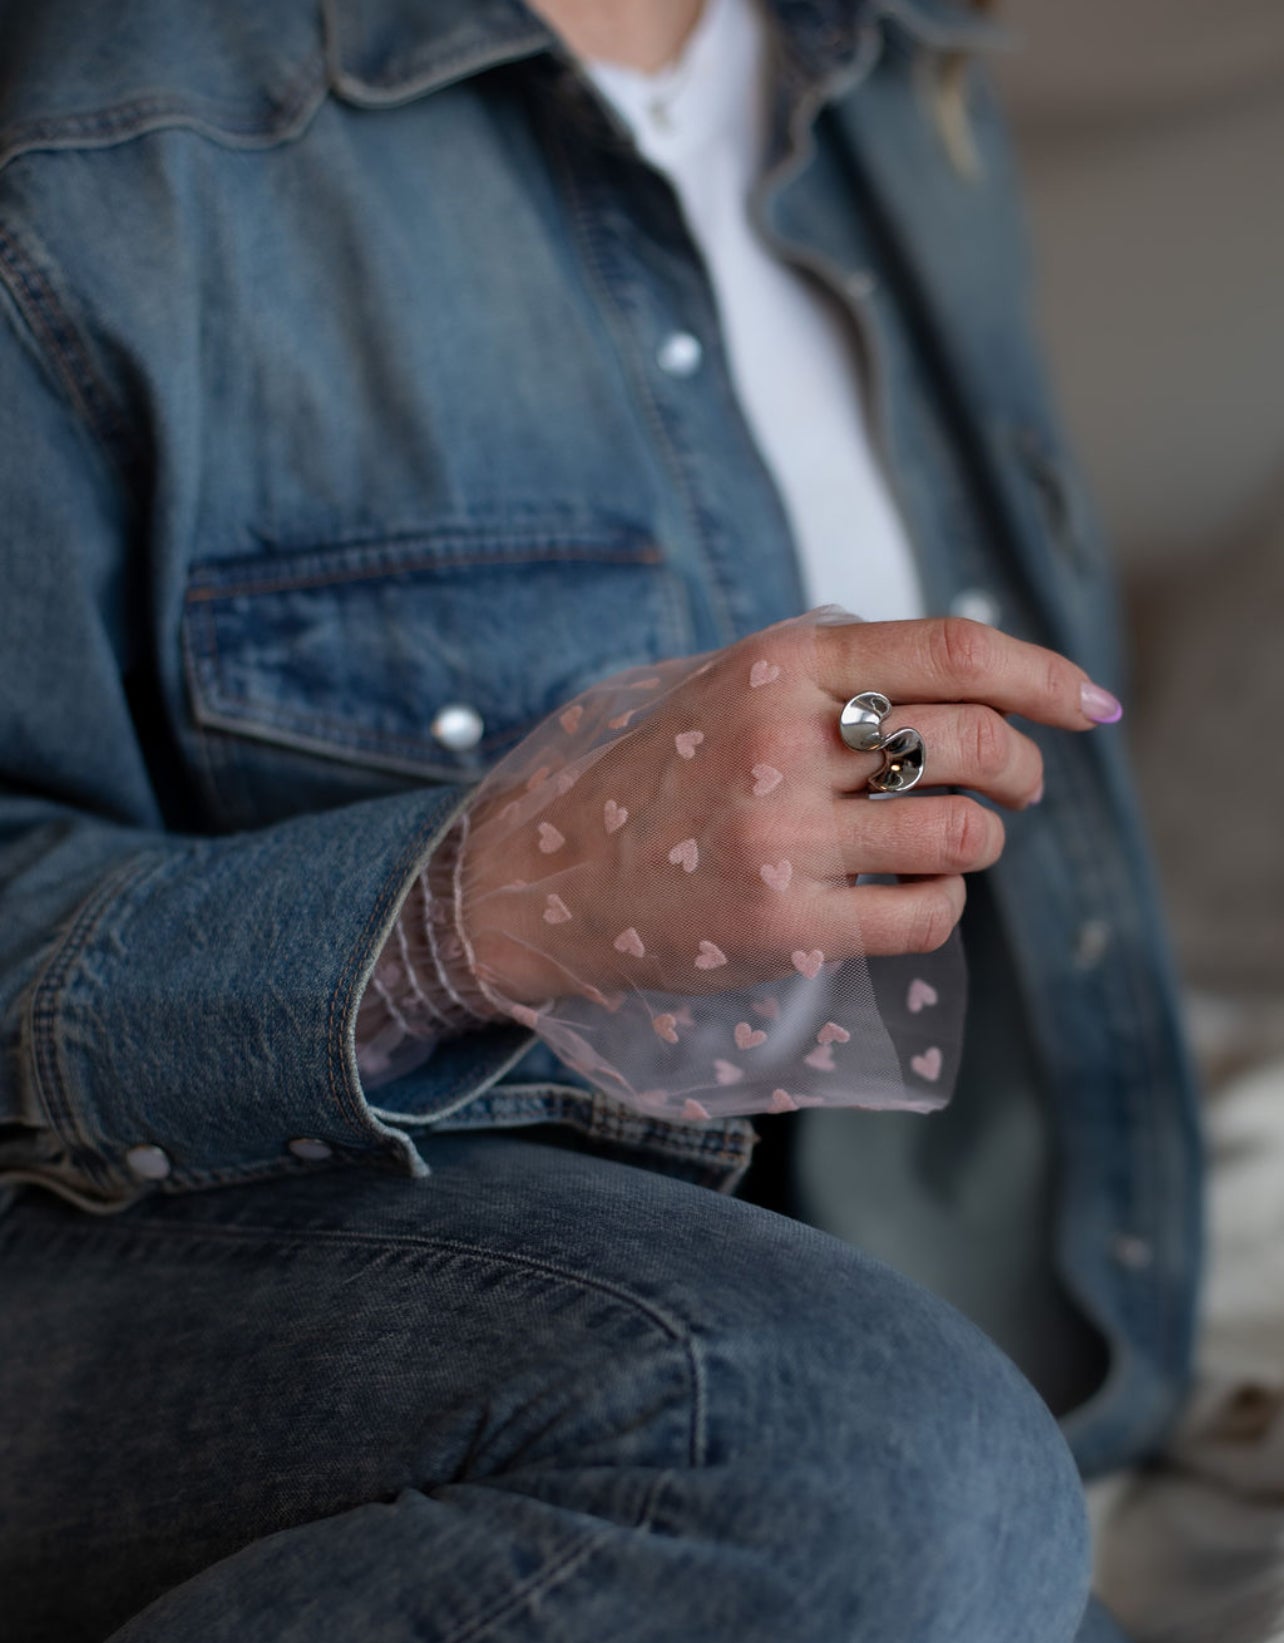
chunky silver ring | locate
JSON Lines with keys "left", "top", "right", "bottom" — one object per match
{"left": 838, "top": 692, "right": 926, "bottom": 794}
{"left": 838, "top": 691, "right": 892, "bottom": 751}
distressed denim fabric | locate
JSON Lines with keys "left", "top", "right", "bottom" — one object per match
{"left": 0, "top": 0, "right": 1199, "bottom": 1515}
{"left": 0, "top": 1130, "right": 1128, "bottom": 1642}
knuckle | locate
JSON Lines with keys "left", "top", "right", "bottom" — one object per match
{"left": 908, "top": 884, "right": 962, "bottom": 954}
{"left": 1043, "top": 654, "right": 1068, "bottom": 713}
{"left": 967, "top": 706, "right": 1010, "bottom": 782}
{"left": 940, "top": 797, "right": 991, "bottom": 871}
{"left": 936, "top": 616, "right": 994, "bottom": 687}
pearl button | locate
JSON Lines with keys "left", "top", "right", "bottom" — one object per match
{"left": 431, "top": 703, "right": 485, "bottom": 752}
{"left": 124, "top": 1143, "right": 172, "bottom": 1181}
{"left": 950, "top": 589, "right": 1000, "bottom": 626}
{"left": 288, "top": 1137, "right": 334, "bottom": 1163}
{"left": 1073, "top": 918, "right": 1111, "bottom": 972}
{"left": 657, "top": 331, "right": 702, "bottom": 377}
{"left": 1112, "top": 1234, "right": 1154, "bottom": 1271}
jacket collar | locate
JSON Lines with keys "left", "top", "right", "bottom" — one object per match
{"left": 322, "top": 0, "right": 1004, "bottom": 107}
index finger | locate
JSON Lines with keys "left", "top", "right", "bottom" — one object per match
{"left": 813, "top": 616, "right": 1122, "bottom": 730}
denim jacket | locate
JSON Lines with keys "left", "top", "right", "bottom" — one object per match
{"left": 0, "top": 0, "right": 1201, "bottom": 1473}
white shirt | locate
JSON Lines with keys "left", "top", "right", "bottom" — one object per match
{"left": 584, "top": 0, "right": 923, "bottom": 621}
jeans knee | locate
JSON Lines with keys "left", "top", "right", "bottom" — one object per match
{"left": 695, "top": 1243, "right": 1092, "bottom": 1642}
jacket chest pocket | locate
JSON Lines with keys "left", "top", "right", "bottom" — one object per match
{"left": 181, "top": 518, "right": 693, "bottom": 829}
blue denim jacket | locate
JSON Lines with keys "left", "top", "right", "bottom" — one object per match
{"left": 0, "top": 0, "right": 1201, "bottom": 1473}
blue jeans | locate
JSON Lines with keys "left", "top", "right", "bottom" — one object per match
{"left": 0, "top": 1133, "right": 1128, "bottom": 1641}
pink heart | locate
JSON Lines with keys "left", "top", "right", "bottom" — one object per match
{"left": 525, "top": 765, "right": 551, "bottom": 791}
{"left": 675, "top": 730, "right": 705, "bottom": 759}
{"left": 749, "top": 660, "right": 782, "bottom": 688}
{"left": 673, "top": 1005, "right": 696, "bottom": 1026}
{"left": 629, "top": 676, "right": 662, "bottom": 691}
{"left": 607, "top": 710, "right": 637, "bottom": 731}
{"left": 613, "top": 927, "right": 645, "bottom": 958}
{"left": 751, "top": 763, "right": 783, "bottom": 796}
{"left": 603, "top": 799, "right": 629, "bottom": 834}
{"left": 543, "top": 894, "right": 572, "bottom": 924}
{"left": 713, "top": 1059, "right": 744, "bottom": 1085}
{"left": 537, "top": 822, "right": 565, "bottom": 854}
{"left": 753, "top": 998, "right": 781, "bottom": 1020}
{"left": 694, "top": 940, "right": 727, "bottom": 970}
{"left": 653, "top": 1013, "right": 679, "bottom": 1044}
{"left": 759, "top": 859, "right": 793, "bottom": 894}
{"left": 791, "top": 948, "right": 824, "bottom": 979}
{"left": 911, "top": 1046, "right": 943, "bottom": 1082}
{"left": 559, "top": 704, "right": 584, "bottom": 734}
{"left": 804, "top": 1044, "right": 836, "bottom": 1071}
{"left": 554, "top": 771, "right": 577, "bottom": 795}
{"left": 907, "top": 978, "right": 939, "bottom": 1013}
{"left": 682, "top": 1098, "right": 712, "bottom": 1121}
{"left": 668, "top": 837, "right": 699, "bottom": 873}
{"left": 769, "top": 1088, "right": 798, "bottom": 1113}
{"left": 817, "top": 1022, "right": 851, "bottom": 1046}
{"left": 734, "top": 1022, "right": 767, "bottom": 1050}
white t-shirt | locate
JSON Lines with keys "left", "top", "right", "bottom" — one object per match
{"left": 584, "top": 0, "right": 923, "bottom": 621}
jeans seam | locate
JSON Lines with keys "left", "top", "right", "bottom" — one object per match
{"left": 432, "top": 1452, "right": 674, "bottom": 1643}
{"left": 15, "top": 1212, "right": 707, "bottom": 1464}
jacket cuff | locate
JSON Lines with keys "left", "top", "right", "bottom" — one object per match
{"left": 11, "top": 785, "right": 531, "bottom": 1210}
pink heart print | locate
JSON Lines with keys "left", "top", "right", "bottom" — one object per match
{"left": 791, "top": 948, "right": 824, "bottom": 979}
{"left": 751, "top": 763, "right": 783, "bottom": 796}
{"left": 525, "top": 765, "right": 551, "bottom": 792}
{"left": 694, "top": 940, "right": 728, "bottom": 970}
{"left": 734, "top": 1022, "right": 768, "bottom": 1050}
{"left": 537, "top": 822, "right": 565, "bottom": 854}
{"left": 683, "top": 1099, "right": 712, "bottom": 1120}
{"left": 749, "top": 660, "right": 782, "bottom": 688}
{"left": 911, "top": 1046, "right": 943, "bottom": 1081}
{"left": 907, "top": 978, "right": 939, "bottom": 1013}
{"left": 653, "top": 1013, "right": 679, "bottom": 1044}
{"left": 559, "top": 704, "right": 584, "bottom": 734}
{"left": 603, "top": 799, "right": 629, "bottom": 834}
{"left": 803, "top": 1044, "right": 836, "bottom": 1071}
{"left": 629, "top": 676, "right": 662, "bottom": 691}
{"left": 668, "top": 838, "right": 699, "bottom": 873}
{"left": 769, "top": 1088, "right": 798, "bottom": 1112}
{"left": 817, "top": 1022, "right": 851, "bottom": 1045}
{"left": 713, "top": 1059, "right": 744, "bottom": 1085}
{"left": 607, "top": 710, "right": 637, "bottom": 731}
{"left": 543, "top": 894, "right": 572, "bottom": 924}
{"left": 675, "top": 730, "right": 704, "bottom": 759}
{"left": 759, "top": 859, "right": 793, "bottom": 893}
{"left": 753, "top": 998, "right": 781, "bottom": 1021}
{"left": 613, "top": 927, "right": 645, "bottom": 958}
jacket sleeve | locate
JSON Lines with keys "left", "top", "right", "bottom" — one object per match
{"left": 0, "top": 284, "right": 529, "bottom": 1213}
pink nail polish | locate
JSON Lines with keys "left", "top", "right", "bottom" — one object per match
{"left": 1080, "top": 682, "right": 1123, "bottom": 724}
{"left": 1028, "top": 779, "right": 1044, "bottom": 806}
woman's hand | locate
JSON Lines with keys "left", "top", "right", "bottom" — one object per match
{"left": 457, "top": 613, "right": 1120, "bottom": 1009}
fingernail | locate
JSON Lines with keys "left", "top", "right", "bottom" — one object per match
{"left": 1028, "top": 779, "right": 1044, "bottom": 806}
{"left": 1080, "top": 682, "right": 1123, "bottom": 724}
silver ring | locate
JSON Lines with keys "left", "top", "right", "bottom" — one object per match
{"left": 838, "top": 692, "right": 926, "bottom": 794}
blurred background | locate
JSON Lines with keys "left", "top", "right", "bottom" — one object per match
{"left": 995, "top": 4, "right": 1284, "bottom": 1637}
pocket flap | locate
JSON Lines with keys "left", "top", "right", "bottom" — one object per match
{"left": 182, "top": 519, "right": 691, "bottom": 781}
